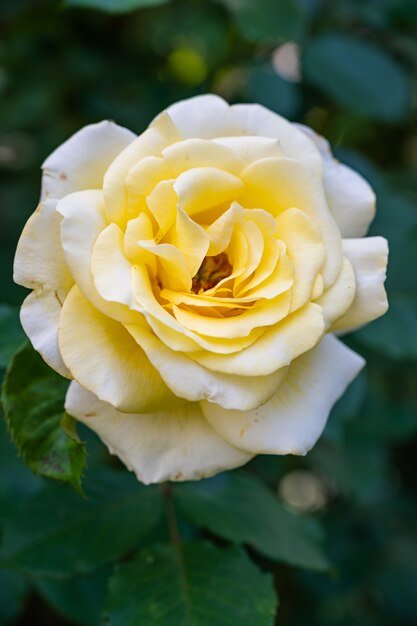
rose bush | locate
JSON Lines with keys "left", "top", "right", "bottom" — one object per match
{"left": 14, "top": 94, "right": 388, "bottom": 484}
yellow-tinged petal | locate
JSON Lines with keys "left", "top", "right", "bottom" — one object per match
{"left": 205, "top": 202, "right": 244, "bottom": 256}
{"left": 132, "top": 265, "right": 261, "bottom": 354}
{"left": 213, "top": 136, "right": 284, "bottom": 165}
{"left": 103, "top": 112, "right": 180, "bottom": 225}
{"left": 137, "top": 241, "right": 191, "bottom": 292}
{"left": 191, "top": 302, "right": 325, "bottom": 376}
{"left": 201, "top": 335, "right": 365, "bottom": 455}
{"left": 167, "top": 208, "right": 209, "bottom": 276}
{"left": 57, "top": 190, "right": 140, "bottom": 324}
{"left": 172, "top": 291, "right": 291, "bottom": 338}
{"left": 315, "top": 257, "right": 356, "bottom": 328}
{"left": 241, "top": 157, "right": 342, "bottom": 287}
{"left": 66, "top": 382, "right": 252, "bottom": 484}
{"left": 145, "top": 179, "right": 178, "bottom": 237}
{"left": 275, "top": 208, "right": 325, "bottom": 311}
{"left": 91, "top": 223, "right": 139, "bottom": 311}
{"left": 59, "top": 286, "right": 175, "bottom": 413}
{"left": 125, "top": 156, "right": 171, "bottom": 220}
{"left": 162, "top": 138, "right": 244, "bottom": 177}
{"left": 241, "top": 244, "right": 294, "bottom": 301}
{"left": 124, "top": 213, "right": 157, "bottom": 271}
{"left": 174, "top": 167, "right": 244, "bottom": 215}
{"left": 332, "top": 237, "right": 388, "bottom": 333}
{"left": 125, "top": 324, "right": 288, "bottom": 411}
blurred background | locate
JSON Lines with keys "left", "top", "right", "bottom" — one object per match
{"left": 1, "top": 0, "right": 417, "bottom": 624}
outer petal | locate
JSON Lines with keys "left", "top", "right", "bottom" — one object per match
{"left": 231, "top": 103, "right": 323, "bottom": 175}
{"left": 66, "top": 382, "right": 252, "bottom": 484}
{"left": 332, "top": 237, "right": 388, "bottom": 333}
{"left": 59, "top": 286, "right": 176, "bottom": 414}
{"left": 57, "top": 190, "right": 140, "bottom": 324}
{"left": 201, "top": 335, "right": 365, "bottom": 455}
{"left": 297, "top": 124, "right": 376, "bottom": 237}
{"left": 41, "top": 121, "right": 136, "bottom": 201}
{"left": 14, "top": 199, "right": 73, "bottom": 298}
{"left": 125, "top": 325, "right": 288, "bottom": 411}
{"left": 20, "top": 291, "right": 70, "bottom": 378}
{"left": 14, "top": 199, "right": 73, "bottom": 376}
{"left": 165, "top": 94, "right": 236, "bottom": 139}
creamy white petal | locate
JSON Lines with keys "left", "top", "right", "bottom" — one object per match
{"left": 14, "top": 199, "right": 73, "bottom": 377}
{"left": 296, "top": 124, "right": 376, "bottom": 237}
{"left": 201, "top": 335, "right": 365, "bottom": 455}
{"left": 41, "top": 121, "right": 135, "bottom": 201}
{"left": 14, "top": 199, "right": 73, "bottom": 297}
{"left": 126, "top": 324, "right": 288, "bottom": 411}
{"left": 66, "top": 381, "right": 252, "bottom": 484}
{"left": 165, "top": 94, "right": 236, "bottom": 139}
{"left": 20, "top": 291, "right": 70, "bottom": 378}
{"left": 231, "top": 104, "right": 323, "bottom": 175}
{"left": 59, "top": 286, "right": 175, "bottom": 414}
{"left": 332, "top": 237, "right": 389, "bottom": 333}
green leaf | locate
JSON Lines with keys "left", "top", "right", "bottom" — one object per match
{"left": 65, "top": 0, "right": 170, "bottom": 12}
{"left": 1, "top": 343, "right": 86, "bottom": 492}
{"left": 217, "top": 0, "right": 303, "bottom": 43}
{"left": 105, "top": 541, "right": 277, "bottom": 626}
{"left": 0, "top": 469, "right": 163, "bottom": 576}
{"left": 175, "top": 472, "right": 329, "bottom": 571}
{"left": 0, "top": 305, "right": 25, "bottom": 370}
{"left": 35, "top": 568, "right": 110, "bottom": 626}
{"left": 303, "top": 34, "right": 411, "bottom": 122}
{"left": 0, "top": 569, "right": 28, "bottom": 625}
{"left": 246, "top": 64, "right": 301, "bottom": 120}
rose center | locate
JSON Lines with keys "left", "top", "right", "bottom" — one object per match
{"left": 192, "top": 253, "right": 232, "bottom": 294}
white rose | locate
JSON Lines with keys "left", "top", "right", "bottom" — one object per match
{"left": 14, "top": 95, "right": 388, "bottom": 484}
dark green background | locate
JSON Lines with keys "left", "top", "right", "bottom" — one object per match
{"left": 1, "top": 0, "right": 417, "bottom": 624}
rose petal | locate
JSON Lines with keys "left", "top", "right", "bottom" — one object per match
{"left": 201, "top": 335, "right": 365, "bottom": 455}
{"left": 41, "top": 121, "right": 135, "bottom": 201}
{"left": 59, "top": 286, "right": 175, "bottom": 414}
{"left": 191, "top": 302, "right": 325, "bottom": 376}
{"left": 66, "top": 381, "right": 252, "bottom": 484}
{"left": 125, "top": 324, "right": 288, "bottom": 411}
{"left": 332, "top": 237, "right": 388, "bottom": 332}
{"left": 297, "top": 124, "right": 376, "bottom": 237}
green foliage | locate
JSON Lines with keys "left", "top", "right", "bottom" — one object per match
{"left": 0, "top": 569, "right": 28, "bottom": 625}
{"left": 0, "top": 305, "right": 24, "bottom": 369}
{"left": 34, "top": 568, "right": 110, "bottom": 626}
{"left": 176, "top": 472, "right": 329, "bottom": 571}
{"left": 65, "top": 0, "right": 170, "bottom": 12}
{"left": 1, "top": 343, "right": 86, "bottom": 491}
{"left": 303, "top": 34, "right": 411, "bottom": 122}
{"left": 0, "top": 469, "right": 164, "bottom": 575}
{"left": 105, "top": 542, "right": 277, "bottom": 626}
{"left": 216, "top": 0, "right": 303, "bottom": 43}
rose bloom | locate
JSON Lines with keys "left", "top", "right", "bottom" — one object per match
{"left": 14, "top": 95, "right": 388, "bottom": 484}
